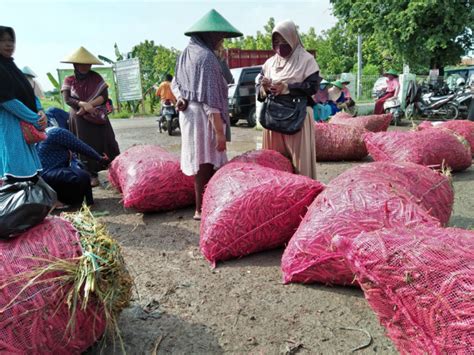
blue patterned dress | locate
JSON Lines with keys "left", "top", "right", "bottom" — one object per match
{"left": 0, "top": 97, "right": 43, "bottom": 179}
{"left": 37, "top": 127, "right": 102, "bottom": 205}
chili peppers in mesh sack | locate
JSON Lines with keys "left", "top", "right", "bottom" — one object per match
{"left": 200, "top": 163, "right": 324, "bottom": 266}
{"left": 364, "top": 128, "right": 472, "bottom": 172}
{"left": 229, "top": 149, "right": 294, "bottom": 173}
{"left": 282, "top": 162, "right": 453, "bottom": 285}
{"left": 108, "top": 145, "right": 195, "bottom": 212}
{"left": 330, "top": 113, "right": 393, "bottom": 132}
{"left": 333, "top": 226, "right": 474, "bottom": 354}
{"left": 314, "top": 122, "right": 368, "bottom": 161}
{"left": 417, "top": 120, "right": 474, "bottom": 157}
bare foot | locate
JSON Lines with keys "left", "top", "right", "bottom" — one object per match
{"left": 91, "top": 177, "right": 100, "bottom": 187}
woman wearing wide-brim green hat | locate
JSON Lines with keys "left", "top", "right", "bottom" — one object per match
{"left": 383, "top": 69, "right": 399, "bottom": 77}
{"left": 331, "top": 80, "right": 344, "bottom": 89}
{"left": 174, "top": 9, "right": 243, "bottom": 220}
{"left": 184, "top": 9, "right": 243, "bottom": 38}
{"left": 374, "top": 69, "right": 401, "bottom": 114}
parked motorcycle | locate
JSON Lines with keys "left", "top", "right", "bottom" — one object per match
{"left": 412, "top": 91, "right": 459, "bottom": 120}
{"left": 452, "top": 79, "right": 473, "bottom": 119}
{"left": 403, "top": 80, "right": 458, "bottom": 120}
{"left": 158, "top": 100, "right": 179, "bottom": 136}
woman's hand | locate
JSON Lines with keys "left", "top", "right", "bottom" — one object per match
{"left": 270, "top": 81, "right": 288, "bottom": 96}
{"left": 99, "top": 153, "right": 110, "bottom": 168}
{"left": 260, "top": 76, "right": 272, "bottom": 91}
{"left": 37, "top": 111, "right": 48, "bottom": 129}
{"left": 79, "top": 101, "right": 96, "bottom": 114}
{"left": 176, "top": 98, "right": 188, "bottom": 112}
{"left": 216, "top": 132, "right": 226, "bottom": 152}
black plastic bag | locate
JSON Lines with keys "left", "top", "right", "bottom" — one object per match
{"left": 0, "top": 177, "right": 57, "bottom": 238}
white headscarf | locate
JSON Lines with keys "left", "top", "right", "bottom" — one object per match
{"left": 262, "top": 20, "right": 319, "bottom": 84}
{"left": 328, "top": 86, "right": 342, "bottom": 102}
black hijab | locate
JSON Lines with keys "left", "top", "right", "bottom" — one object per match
{"left": 0, "top": 26, "right": 37, "bottom": 112}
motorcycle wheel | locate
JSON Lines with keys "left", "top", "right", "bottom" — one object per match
{"left": 443, "top": 103, "right": 459, "bottom": 121}
{"left": 404, "top": 103, "right": 415, "bottom": 120}
{"left": 167, "top": 116, "right": 173, "bottom": 136}
{"left": 158, "top": 117, "right": 164, "bottom": 133}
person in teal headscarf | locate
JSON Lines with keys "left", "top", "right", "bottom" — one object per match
{"left": 312, "top": 79, "right": 332, "bottom": 121}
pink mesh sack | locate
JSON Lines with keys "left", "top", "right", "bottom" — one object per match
{"left": 330, "top": 113, "right": 392, "bottom": 132}
{"left": 200, "top": 163, "right": 325, "bottom": 266}
{"left": 282, "top": 162, "right": 453, "bottom": 285}
{"left": 334, "top": 226, "right": 474, "bottom": 354}
{"left": 417, "top": 120, "right": 474, "bottom": 157}
{"left": 229, "top": 149, "right": 293, "bottom": 173}
{"left": 364, "top": 128, "right": 472, "bottom": 172}
{"left": 0, "top": 217, "right": 106, "bottom": 354}
{"left": 314, "top": 122, "right": 368, "bottom": 161}
{"left": 108, "top": 145, "right": 195, "bottom": 212}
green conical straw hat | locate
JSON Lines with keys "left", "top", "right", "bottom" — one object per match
{"left": 384, "top": 69, "right": 399, "bottom": 76}
{"left": 185, "top": 9, "right": 243, "bottom": 38}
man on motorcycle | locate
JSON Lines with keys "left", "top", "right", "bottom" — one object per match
{"left": 374, "top": 69, "right": 400, "bottom": 114}
{"left": 156, "top": 74, "right": 177, "bottom": 107}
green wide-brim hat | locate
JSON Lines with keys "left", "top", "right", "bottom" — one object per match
{"left": 384, "top": 69, "right": 399, "bottom": 76}
{"left": 61, "top": 46, "right": 103, "bottom": 65}
{"left": 331, "top": 80, "right": 343, "bottom": 89}
{"left": 185, "top": 9, "right": 243, "bottom": 38}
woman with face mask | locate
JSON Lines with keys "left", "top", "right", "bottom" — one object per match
{"left": 0, "top": 26, "right": 47, "bottom": 182}
{"left": 257, "top": 20, "right": 321, "bottom": 179}
{"left": 60, "top": 47, "right": 120, "bottom": 187}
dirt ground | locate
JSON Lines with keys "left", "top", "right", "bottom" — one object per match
{"left": 88, "top": 116, "right": 474, "bottom": 354}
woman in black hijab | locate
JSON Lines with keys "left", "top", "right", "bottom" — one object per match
{"left": 0, "top": 26, "right": 47, "bottom": 181}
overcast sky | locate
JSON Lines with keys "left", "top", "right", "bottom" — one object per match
{"left": 2, "top": 0, "right": 337, "bottom": 90}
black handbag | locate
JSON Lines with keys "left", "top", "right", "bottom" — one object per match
{"left": 259, "top": 94, "right": 307, "bottom": 135}
{"left": 0, "top": 177, "right": 57, "bottom": 238}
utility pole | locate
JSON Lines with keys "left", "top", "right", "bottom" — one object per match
{"left": 357, "top": 30, "right": 362, "bottom": 100}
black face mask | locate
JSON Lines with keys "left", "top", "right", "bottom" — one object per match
{"left": 74, "top": 69, "right": 88, "bottom": 80}
{"left": 275, "top": 44, "right": 292, "bottom": 58}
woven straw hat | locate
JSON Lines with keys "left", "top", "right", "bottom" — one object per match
{"left": 61, "top": 46, "right": 103, "bottom": 65}
{"left": 185, "top": 9, "right": 242, "bottom": 38}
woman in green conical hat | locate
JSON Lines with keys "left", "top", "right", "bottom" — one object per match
{"left": 374, "top": 68, "right": 400, "bottom": 114}
{"left": 173, "top": 9, "right": 242, "bottom": 220}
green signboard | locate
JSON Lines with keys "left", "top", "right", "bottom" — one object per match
{"left": 57, "top": 67, "right": 117, "bottom": 111}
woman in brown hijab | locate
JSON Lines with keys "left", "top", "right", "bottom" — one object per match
{"left": 258, "top": 20, "right": 320, "bottom": 179}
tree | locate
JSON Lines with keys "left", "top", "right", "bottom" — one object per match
{"left": 153, "top": 45, "right": 180, "bottom": 80}
{"left": 315, "top": 21, "right": 358, "bottom": 75}
{"left": 330, "top": 0, "right": 474, "bottom": 72}
{"left": 131, "top": 40, "right": 159, "bottom": 93}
